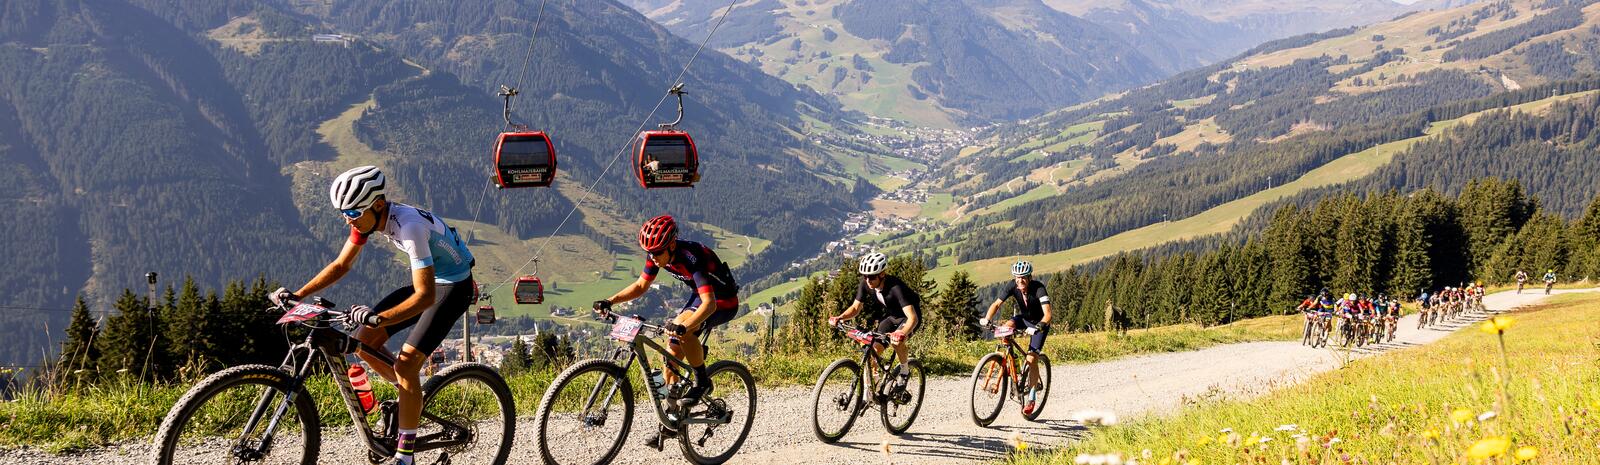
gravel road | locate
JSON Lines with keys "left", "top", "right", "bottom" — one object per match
{"left": 6, "top": 289, "right": 1583, "bottom": 464}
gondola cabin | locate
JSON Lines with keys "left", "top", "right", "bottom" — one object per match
{"left": 634, "top": 130, "right": 699, "bottom": 188}
{"left": 493, "top": 131, "right": 557, "bottom": 188}
{"left": 476, "top": 305, "right": 496, "bottom": 324}
{"left": 514, "top": 276, "right": 544, "bottom": 305}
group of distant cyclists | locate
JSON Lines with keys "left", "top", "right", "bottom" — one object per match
{"left": 1295, "top": 289, "right": 1403, "bottom": 347}
{"left": 180, "top": 166, "right": 1057, "bottom": 465}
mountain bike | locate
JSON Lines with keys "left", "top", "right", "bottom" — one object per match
{"left": 153, "top": 297, "right": 514, "bottom": 465}
{"left": 1546, "top": 280, "right": 1555, "bottom": 295}
{"left": 533, "top": 312, "right": 756, "bottom": 465}
{"left": 1382, "top": 314, "right": 1397, "bottom": 342}
{"left": 1301, "top": 311, "right": 1330, "bottom": 348}
{"left": 1516, "top": 280, "right": 1525, "bottom": 294}
{"left": 970, "top": 323, "right": 1052, "bottom": 426}
{"left": 810, "top": 323, "right": 927, "bottom": 443}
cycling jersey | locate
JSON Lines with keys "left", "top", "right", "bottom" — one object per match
{"left": 350, "top": 203, "right": 474, "bottom": 284}
{"left": 1544, "top": 273, "right": 1557, "bottom": 282}
{"left": 855, "top": 275, "right": 921, "bottom": 320}
{"left": 642, "top": 240, "right": 739, "bottom": 300}
{"left": 1003, "top": 280, "right": 1051, "bottom": 322}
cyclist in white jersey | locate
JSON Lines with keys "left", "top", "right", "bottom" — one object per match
{"left": 269, "top": 166, "right": 476, "bottom": 465}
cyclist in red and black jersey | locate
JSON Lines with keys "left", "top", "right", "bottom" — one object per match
{"left": 593, "top": 215, "right": 739, "bottom": 449}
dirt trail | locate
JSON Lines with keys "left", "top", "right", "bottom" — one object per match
{"left": 7, "top": 289, "right": 1584, "bottom": 464}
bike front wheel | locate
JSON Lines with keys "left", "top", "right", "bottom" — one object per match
{"left": 968, "top": 353, "right": 1007, "bottom": 427}
{"left": 810, "top": 358, "right": 863, "bottom": 443}
{"left": 153, "top": 365, "right": 320, "bottom": 465}
{"left": 534, "top": 359, "right": 634, "bottom": 465}
{"left": 418, "top": 363, "right": 515, "bottom": 465}
{"left": 880, "top": 358, "right": 926, "bottom": 435}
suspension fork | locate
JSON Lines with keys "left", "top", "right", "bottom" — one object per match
{"left": 241, "top": 343, "right": 315, "bottom": 455}
{"left": 584, "top": 347, "right": 636, "bottom": 420}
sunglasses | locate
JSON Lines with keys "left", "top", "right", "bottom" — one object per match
{"left": 340, "top": 208, "right": 365, "bottom": 219}
{"left": 865, "top": 274, "right": 884, "bottom": 281}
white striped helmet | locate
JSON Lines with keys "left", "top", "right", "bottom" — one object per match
{"left": 330, "top": 166, "right": 385, "bottom": 211}
{"left": 858, "top": 252, "right": 888, "bottom": 276}
{"left": 1011, "top": 260, "right": 1033, "bottom": 277}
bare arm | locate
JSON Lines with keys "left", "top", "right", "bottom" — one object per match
{"left": 983, "top": 299, "right": 1005, "bottom": 321}
{"left": 374, "top": 266, "right": 437, "bottom": 327}
{"left": 898, "top": 305, "right": 918, "bottom": 334}
{"left": 294, "top": 240, "right": 363, "bottom": 298}
{"left": 1040, "top": 303, "right": 1052, "bottom": 325}
{"left": 835, "top": 300, "right": 863, "bottom": 320}
{"left": 608, "top": 275, "right": 654, "bottom": 304}
{"left": 683, "top": 289, "right": 718, "bottom": 331}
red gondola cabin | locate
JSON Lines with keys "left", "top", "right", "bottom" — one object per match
{"left": 493, "top": 131, "right": 557, "bottom": 188}
{"left": 476, "top": 305, "right": 496, "bottom": 324}
{"left": 634, "top": 130, "right": 699, "bottom": 188}
{"left": 514, "top": 276, "right": 544, "bottom": 305}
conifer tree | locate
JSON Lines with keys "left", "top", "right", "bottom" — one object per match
{"left": 57, "top": 296, "right": 99, "bottom": 375}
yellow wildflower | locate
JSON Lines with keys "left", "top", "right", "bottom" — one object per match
{"left": 1451, "top": 408, "right": 1474, "bottom": 424}
{"left": 1514, "top": 446, "right": 1538, "bottom": 461}
{"left": 1467, "top": 437, "right": 1510, "bottom": 459}
{"left": 1479, "top": 316, "right": 1514, "bottom": 334}
{"left": 1422, "top": 429, "right": 1440, "bottom": 440}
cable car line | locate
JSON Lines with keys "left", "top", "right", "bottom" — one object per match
{"left": 484, "top": 0, "right": 743, "bottom": 297}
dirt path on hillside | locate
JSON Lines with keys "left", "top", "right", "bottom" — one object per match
{"left": 9, "top": 289, "right": 1588, "bottom": 464}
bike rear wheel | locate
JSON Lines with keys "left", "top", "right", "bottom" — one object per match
{"left": 1021, "top": 353, "right": 1052, "bottom": 422}
{"left": 968, "top": 353, "right": 1007, "bottom": 427}
{"left": 810, "top": 358, "right": 862, "bottom": 443}
{"left": 534, "top": 359, "right": 634, "bottom": 465}
{"left": 153, "top": 365, "right": 320, "bottom": 465}
{"left": 680, "top": 360, "right": 757, "bottom": 465}
{"left": 418, "top": 363, "right": 515, "bottom": 465}
{"left": 880, "top": 358, "right": 925, "bottom": 435}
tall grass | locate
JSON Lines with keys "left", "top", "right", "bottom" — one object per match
{"left": 1009, "top": 293, "right": 1600, "bottom": 464}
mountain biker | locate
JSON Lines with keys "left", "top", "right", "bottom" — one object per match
{"left": 592, "top": 214, "right": 739, "bottom": 450}
{"left": 269, "top": 166, "right": 476, "bottom": 465}
{"left": 828, "top": 252, "right": 921, "bottom": 394}
{"left": 1514, "top": 270, "right": 1528, "bottom": 292}
{"left": 978, "top": 260, "right": 1052, "bottom": 416}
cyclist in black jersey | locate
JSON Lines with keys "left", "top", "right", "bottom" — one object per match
{"left": 593, "top": 215, "right": 740, "bottom": 449}
{"left": 978, "top": 260, "right": 1052, "bottom": 415}
{"left": 828, "top": 252, "right": 921, "bottom": 381}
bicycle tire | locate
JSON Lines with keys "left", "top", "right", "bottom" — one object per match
{"left": 534, "top": 359, "right": 633, "bottom": 465}
{"left": 880, "top": 358, "right": 925, "bottom": 435}
{"left": 1021, "top": 353, "right": 1052, "bottom": 422}
{"left": 680, "top": 360, "right": 756, "bottom": 465}
{"left": 1301, "top": 319, "right": 1313, "bottom": 346}
{"left": 153, "top": 364, "right": 320, "bottom": 465}
{"left": 810, "top": 358, "right": 862, "bottom": 443}
{"left": 968, "top": 353, "right": 1007, "bottom": 427}
{"left": 419, "top": 363, "right": 515, "bottom": 465}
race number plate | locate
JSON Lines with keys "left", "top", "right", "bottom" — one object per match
{"left": 993, "top": 325, "right": 1015, "bottom": 339}
{"left": 277, "top": 302, "right": 327, "bottom": 324}
{"left": 610, "top": 316, "right": 643, "bottom": 342}
{"left": 847, "top": 330, "right": 875, "bottom": 345}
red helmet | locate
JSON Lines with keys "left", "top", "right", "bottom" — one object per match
{"left": 639, "top": 215, "right": 677, "bottom": 252}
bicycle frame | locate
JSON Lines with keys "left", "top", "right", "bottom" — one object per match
{"left": 245, "top": 305, "right": 472, "bottom": 459}
{"left": 582, "top": 316, "right": 724, "bottom": 429}
{"left": 981, "top": 333, "right": 1034, "bottom": 401}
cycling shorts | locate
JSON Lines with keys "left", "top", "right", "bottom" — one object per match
{"left": 677, "top": 292, "right": 739, "bottom": 336}
{"left": 875, "top": 315, "right": 917, "bottom": 340}
{"left": 1010, "top": 315, "right": 1050, "bottom": 354}
{"left": 370, "top": 277, "right": 476, "bottom": 355}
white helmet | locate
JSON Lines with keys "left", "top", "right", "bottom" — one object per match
{"left": 330, "top": 165, "right": 386, "bottom": 211}
{"left": 1011, "top": 260, "right": 1033, "bottom": 277}
{"left": 858, "top": 252, "right": 888, "bottom": 275}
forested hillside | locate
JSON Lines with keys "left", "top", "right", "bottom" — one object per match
{"left": 0, "top": 0, "right": 336, "bottom": 364}
{"left": 0, "top": 0, "right": 873, "bottom": 365}
{"left": 636, "top": 0, "right": 1433, "bottom": 126}
{"left": 927, "top": 0, "right": 1600, "bottom": 268}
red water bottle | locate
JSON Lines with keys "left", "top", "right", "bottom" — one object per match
{"left": 349, "top": 364, "right": 376, "bottom": 413}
